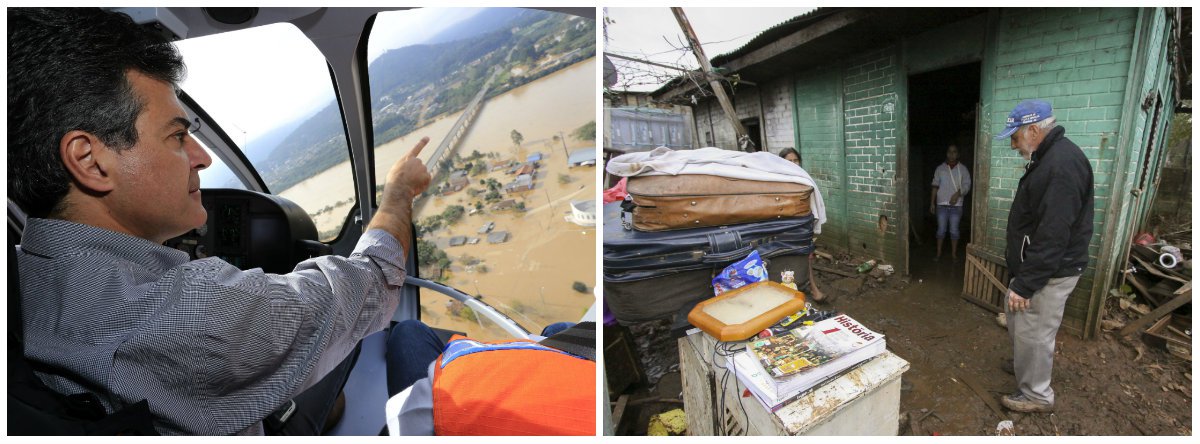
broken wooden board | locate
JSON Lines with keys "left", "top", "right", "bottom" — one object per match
{"left": 1174, "top": 281, "right": 1191, "bottom": 295}
{"left": 908, "top": 409, "right": 934, "bottom": 436}
{"left": 908, "top": 411, "right": 923, "bottom": 436}
{"left": 611, "top": 394, "right": 630, "bottom": 433}
{"left": 968, "top": 255, "right": 1008, "bottom": 294}
{"left": 1126, "top": 273, "right": 1162, "bottom": 307}
{"left": 956, "top": 372, "right": 1009, "bottom": 421}
{"left": 813, "top": 264, "right": 857, "bottom": 278}
{"left": 1120, "top": 286, "right": 1192, "bottom": 337}
{"left": 1149, "top": 280, "right": 1183, "bottom": 306}
{"left": 962, "top": 249, "right": 1007, "bottom": 313}
{"left": 1143, "top": 314, "right": 1192, "bottom": 356}
{"left": 1131, "top": 244, "right": 1161, "bottom": 262}
{"left": 628, "top": 397, "right": 685, "bottom": 407}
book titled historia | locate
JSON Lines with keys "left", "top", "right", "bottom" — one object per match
{"left": 734, "top": 314, "right": 886, "bottom": 409}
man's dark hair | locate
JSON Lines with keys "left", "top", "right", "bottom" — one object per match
{"left": 8, "top": 8, "right": 185, "bottom": 217}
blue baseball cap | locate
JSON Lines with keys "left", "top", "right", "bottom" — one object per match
{"left": 995, "top": 99, "right": 1053, "bottom": 139}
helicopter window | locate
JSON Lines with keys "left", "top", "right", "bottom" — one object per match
{"left": 366, "top": 8, "right": 598, "bottom": 340}
{"left": 195, "top": 138, "right": 247, "bottom": 191}
{"left": 177, "top": 23, "right": 355, "bottom": 242}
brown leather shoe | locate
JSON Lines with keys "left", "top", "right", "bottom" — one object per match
{"left": 1000, "top": 393, "right": 1054, "bottom": 413}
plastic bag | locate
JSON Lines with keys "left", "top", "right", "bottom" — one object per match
{"left": 712, "top": 250, "right": 768, "bottom": 295}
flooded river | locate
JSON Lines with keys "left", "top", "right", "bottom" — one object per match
{"left": 280, "top": 57, "right": 597, "bottom": 340}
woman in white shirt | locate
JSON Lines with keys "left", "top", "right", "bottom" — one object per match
{"left": 929, "top": 144, "right": 971, "bottom": 261}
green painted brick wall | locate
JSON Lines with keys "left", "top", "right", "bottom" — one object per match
{"left": 984, "top": 8, "right": 1137, "bottom": 249}
{"left": 794, "top": 47, "right": 903, "bottom": 264}
{"left": 776, "top": 7, "right": 1174, "bottom": 337}
{"left": 841, "top": 48, "right": 902, "bottom": 262}
{"left": 795, "top": 67, "right": 847, "bottom": 249}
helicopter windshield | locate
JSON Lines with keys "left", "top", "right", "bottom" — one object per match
{"left": 367, "top": 8, "right": 598, "bottom": 340}
{"left": 178, "top": 23, "right": 355, "bottom": 242}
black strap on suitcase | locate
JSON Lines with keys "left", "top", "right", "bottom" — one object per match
{"left": 603, "top": 202, "right": 815, "bottom": 281}
{"left": 602, "top": 202, "right": 816, "bottom": 323}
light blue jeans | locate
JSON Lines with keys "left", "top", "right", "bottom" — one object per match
{"left": 936, "top": 205, "right": 962, "bottom": 240}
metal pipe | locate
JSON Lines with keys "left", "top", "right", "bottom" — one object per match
{"left": 404, "top": 277, "right": 532, "bottom": 339}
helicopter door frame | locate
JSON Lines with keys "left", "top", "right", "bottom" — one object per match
{"left": 178, "top": 92, "right": 269, "bottom": 193}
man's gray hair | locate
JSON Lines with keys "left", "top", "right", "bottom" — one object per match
{"left": 1034, "top": 116, "right": 1056, "bottom": 130}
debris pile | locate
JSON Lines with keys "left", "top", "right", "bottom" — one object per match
{"left": 810, "top": 249, "right": 903, "bottom": 296}
{"left": 1109, "top": 232, "right": 1191, "bottom": 361}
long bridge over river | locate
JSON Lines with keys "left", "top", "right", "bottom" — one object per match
{"left": 425, "top": 47, "right": 516, "bottom": 173}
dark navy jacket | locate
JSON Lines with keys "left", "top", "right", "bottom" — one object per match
{"left": 1005, "top": 125, "right": 1094, "bottom": 299}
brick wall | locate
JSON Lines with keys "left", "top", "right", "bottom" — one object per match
{"left": 762, "top": 78, "right": 796, "bottom": 153}
{"left": 842, "top": 47, "right": 902, "bottom": 261}
{"left": 692, "top": 101, "right": 737, "bottom": 148}
{"left": 689, "top": 8, "right": 1160, "bottom": 337}
{"left": 790, "top": 47, "right": 904, "bottom": 262}
{"left": 733, "top": 86, "right": 761, "bottom": 122}
{"left": 795, "top": 67, "right": 846, "bottom": 248}
{"left": 690, "top": 80, "right": 794, "bottom": 153}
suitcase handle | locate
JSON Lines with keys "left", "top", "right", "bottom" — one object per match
{"left": 702, "top": 245, "right": 755, "bottom": 264}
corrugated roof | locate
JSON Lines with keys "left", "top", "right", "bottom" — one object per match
{"left": 710, "top": 8, "right": 834, "bottom": 66}
{"left": 568, "top": 148, "right": 597, "bottom": 164}
{"left": 650, "top": 8, "right": 839, "bottom": 97}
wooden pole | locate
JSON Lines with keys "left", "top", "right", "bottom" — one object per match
{"left": 670, "top": 7, "right": 750, "bottom": 148}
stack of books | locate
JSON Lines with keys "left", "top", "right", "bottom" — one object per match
{"left": 730, "top": 313, "right": 886, "bottom": 411}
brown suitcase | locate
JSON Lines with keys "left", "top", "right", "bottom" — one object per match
{"left": 625, "top": 174, "right": 813, "bottom": 232}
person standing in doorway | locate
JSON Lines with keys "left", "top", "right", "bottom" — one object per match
{"left": 995, "top": 99, "right": 1094, "bottom": 413}
{"left": 928, "top": 144, "right": 971, "bottom": 261}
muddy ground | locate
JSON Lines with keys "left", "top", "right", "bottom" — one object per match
{"left": 610, "top": 245, "right": 1192, "bottom": 436}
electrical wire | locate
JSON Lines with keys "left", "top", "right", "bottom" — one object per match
{"left": 710, "top": 340, "right": 724, "bottom": 436}
{"left": 713, "top": 340, "right": 750, "bottom": 435}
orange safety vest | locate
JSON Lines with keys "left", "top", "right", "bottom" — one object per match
{"left": 431, "top": 335, "right": 595, "bottom": 435}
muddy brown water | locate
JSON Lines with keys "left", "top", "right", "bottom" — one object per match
{"left": 279, "top": 59, "right": 597, "bottom": 341}
{"left": 281, "top": 57, "right": 596, "bottom": 237}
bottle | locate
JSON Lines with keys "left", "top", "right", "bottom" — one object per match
{"left": 856, "top": 259, "right": 877, "bottom": 273}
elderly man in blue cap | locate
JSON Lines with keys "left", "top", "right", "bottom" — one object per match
{"left": 995, "top": 99, "right": 1094, "bottom": 413}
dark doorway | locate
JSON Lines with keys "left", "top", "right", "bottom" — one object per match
{"left": 906, "top": 62, "right": 980, "bottom": 280}
{"left": 742, "top": 118, "right": 762, "bottom": 152}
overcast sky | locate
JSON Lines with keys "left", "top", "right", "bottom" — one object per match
{"left": 176, "top": 8, "right": 478, "bottom": 150}
{"left": 368, "top": 8, "right": 481, "bottom": 62}
{"left": 604, "top": 7, "right": 816, "bottom": 92}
